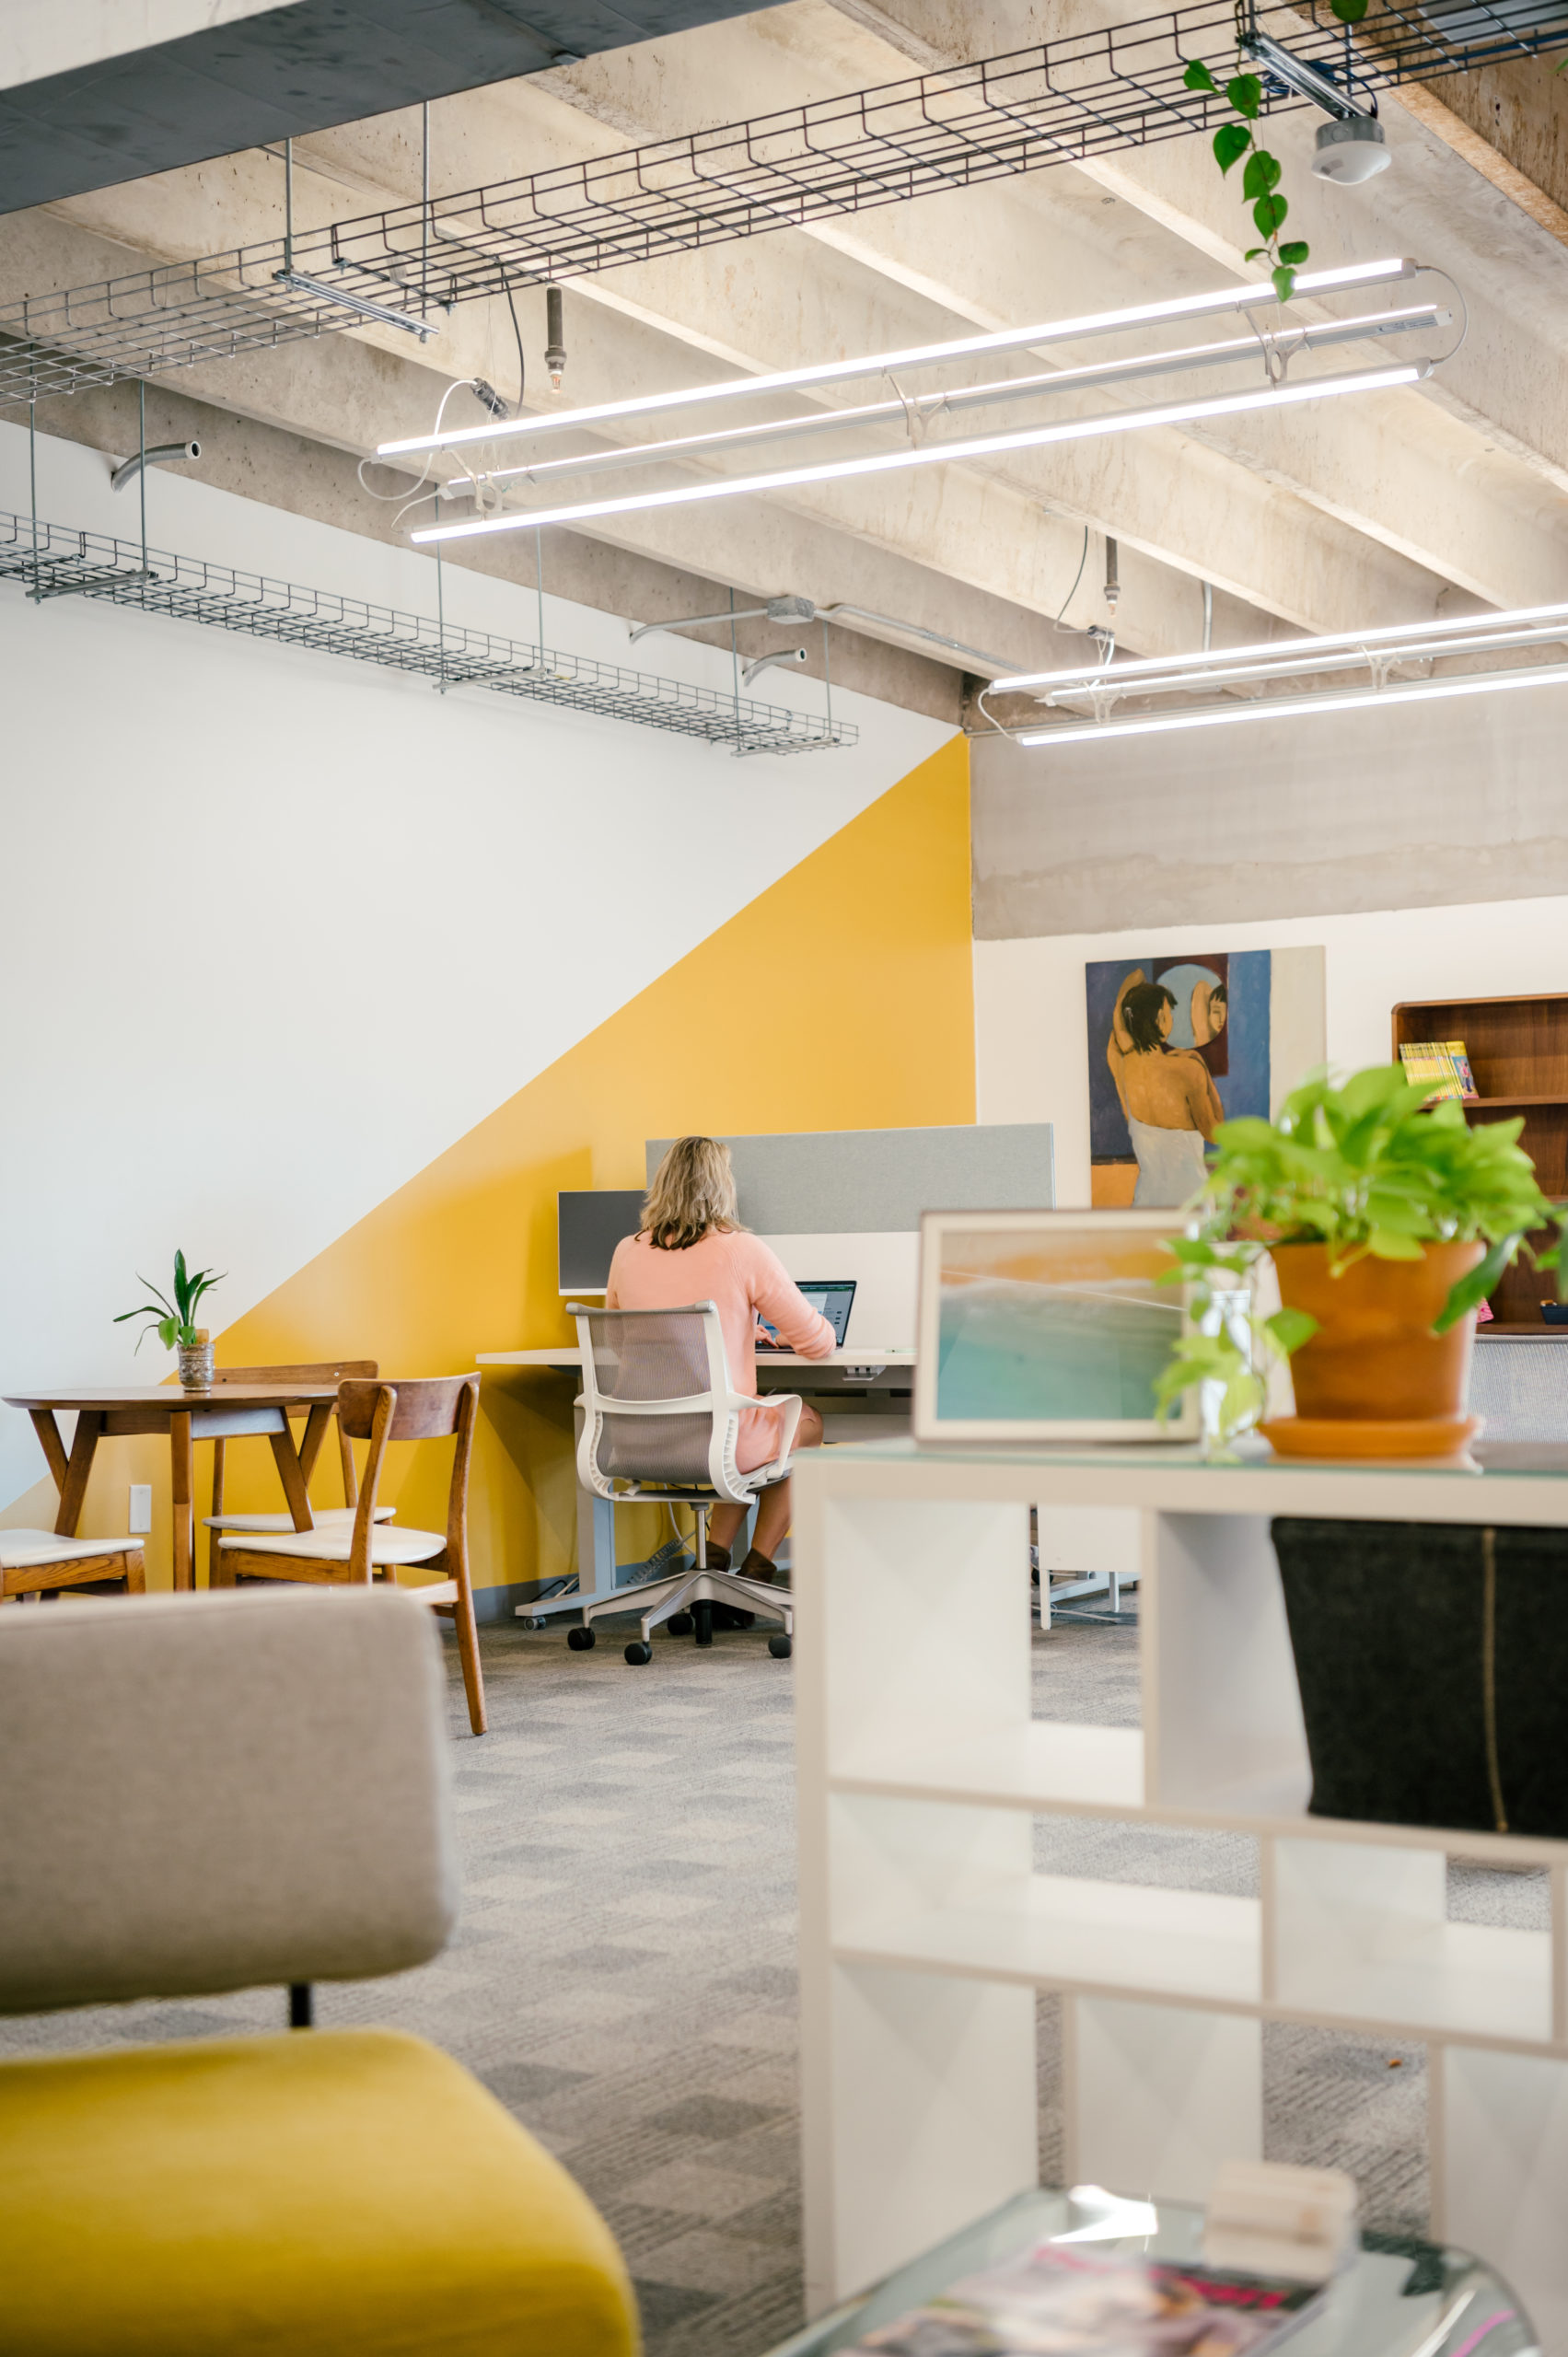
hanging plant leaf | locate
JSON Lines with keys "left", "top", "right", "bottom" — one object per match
{"left": 1272, "top": 263, "right": 1299, "bottom": 303}
{"left": 1330, "top": 0, "right": 1368, "bottom": 20}
{"left": 1279, "top": 239, "right": 1310, "bottom": 266}
{"left": 1225, "top": 73, "right": 1264, "bottom": 118}
{"left": 1243, "top": 148, "right": 1282, "bottom": 200}
{"left": 1252, "top": 191, "right": 1289, "bottom": 238}
{"left": 1214, "top": 122, "right": 1253, "bottom": 173}
{"left": 1182, "top": 57, "right": 1220, "bottom": 91}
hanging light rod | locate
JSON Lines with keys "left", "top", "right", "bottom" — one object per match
{"left": 410, "top": 364, "right": 1424, "bottom": 548}
{"left": 378, "top": 257, "right": 1419, "bottom": 460}
{"left": 992, "top": 598, "right": 1568, "bottom": 694}
{"left": 471, "top": 305, "right": 1444, "bottom": 493}
{"left": 1016, "top": 661, "right": 1568, "bottom": 747}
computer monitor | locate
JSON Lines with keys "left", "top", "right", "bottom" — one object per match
{"left": 757, "top": 1280, "right": 856, "bottom": 1351}
{"left": 557, "top": 1190, "right": 645, "bottom": 1295}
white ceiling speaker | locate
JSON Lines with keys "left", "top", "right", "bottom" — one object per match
{"left": 1312, "top": 118, "right": 1392, "bottom": 183}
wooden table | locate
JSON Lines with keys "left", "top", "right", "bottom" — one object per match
{"left": 3, "top": 1385, "right": 343, "bottom": 1592}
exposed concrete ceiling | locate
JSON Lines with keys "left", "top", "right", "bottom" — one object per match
{"left": 4, "top": 0, "right": 1567, "bottom": 718}
{"left": 0, "top": 0, "right": 783, "bottom": 213}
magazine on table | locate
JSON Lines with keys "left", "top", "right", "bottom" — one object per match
{"left": 850, "top": 2240, "right": 1329, "bottom": 2357}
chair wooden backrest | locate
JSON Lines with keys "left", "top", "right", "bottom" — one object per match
{"left": 211, "top": 1360, "right": 377, "bottom": 1508}
{"left": 336, "top": 1378, "right": 479, "bottom": 1588}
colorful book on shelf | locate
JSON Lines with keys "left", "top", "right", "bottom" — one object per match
{"left": 1399, "top": 1039, "right": 1477, "bottom": 1104}
{"left": 852, "top": 2242, "right": 1327, "bottom": 2355}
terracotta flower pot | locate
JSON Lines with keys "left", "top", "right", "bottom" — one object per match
{"left": 1272, "top": 1238, "right": 1483, "bottom": 1424}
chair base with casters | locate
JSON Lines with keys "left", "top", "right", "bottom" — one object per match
{"left": 570, "top": 1497, "right": 793, "bottom": 1665}
{"left": 566, "top": 1299, "right": 802, "bottom": 1668}
{"left": 1, "top": 1531, "right": 145, "bottom": 1602}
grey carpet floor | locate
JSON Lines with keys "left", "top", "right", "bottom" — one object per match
{"left": 0, "top": 1612, "right": 1548, "bottom": 2356}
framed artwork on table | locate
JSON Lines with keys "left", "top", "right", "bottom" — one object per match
{"left": 914, "top": 1209, "right": 1200, "bottom": 1445}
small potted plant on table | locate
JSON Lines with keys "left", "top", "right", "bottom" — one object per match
{"left": 1157, "top": 1062, "right": 1562, "bottom": 1459}
{"left": 116, "top": 1251, "right": 225, "bottom": 1389}
{"left": 1157, "top": 1065, "right": 1568, "bottom": 1837}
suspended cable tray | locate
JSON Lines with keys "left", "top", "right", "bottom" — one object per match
{"left": 1, "top": 0, "right": 1564, "bottom": 406}
{"left": 0, "top": 510, "right": 854, "bottom": 757}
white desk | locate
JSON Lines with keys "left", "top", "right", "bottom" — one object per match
{"left": 795, "top": 1434, "right": 1568, "bottom": 2340}
{"left": 477, "top": 1346, "right": 914, "bottom": 1373}
{"left": 475, "top": 1346, "right": 917, "bottom": 1620}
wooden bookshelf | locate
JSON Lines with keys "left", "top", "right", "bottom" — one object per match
{"left": 1393, "top": 991, "right": 1568, "bottom": 1322}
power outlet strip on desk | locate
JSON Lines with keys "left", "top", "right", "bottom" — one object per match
{"left": 792, "top": 1443, "right": 1568, "bottom": 2348}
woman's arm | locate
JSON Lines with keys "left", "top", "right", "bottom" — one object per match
{"left": 1178, "top": 1054, "right": 1225, "bottom": 1143}
{"left": 746, "top": 1241, "right": 836, "bottom": 1361}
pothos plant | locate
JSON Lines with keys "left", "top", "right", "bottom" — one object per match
{"left": 115, "top": 1249, "right": 225, "bottom": 1354}
{"left": 1152, "top": 1062, "right": 1567, "bottom": 1441}
{"left": 1181, "top": 0, "right": 1367, "bottom": 303}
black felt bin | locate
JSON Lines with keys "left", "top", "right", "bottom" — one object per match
{"left": 1271, "top": 1516, "right": 1568, "bottom": 1838}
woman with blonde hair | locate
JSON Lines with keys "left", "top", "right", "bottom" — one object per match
{"left": 605, "top": 1135, "right": 832, "bottom": 1583}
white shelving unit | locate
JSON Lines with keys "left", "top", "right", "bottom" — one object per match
{"left": 793, "top": 1441, "right": 1568, "bottom": 2348}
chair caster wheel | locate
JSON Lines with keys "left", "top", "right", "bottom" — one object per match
{"left": 768, "top": 1633, "right": 793, "bottom": 1659}
{"left": 624, "top": 1641, "right": 653, "bottom": 1665}
{"left": 567, "top": 1626, "right": 596, "bottom": 1651}
{"left": 667, "top": 1611, "right": 694, "bottom": 1636}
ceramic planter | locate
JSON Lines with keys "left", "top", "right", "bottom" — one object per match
{"left": 1260, "top": 1238, "right": 1484, "bottom": 1458}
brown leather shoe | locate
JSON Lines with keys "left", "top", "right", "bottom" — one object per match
{"left": 738, "top": 1546, "right": 784, "bottom": 1585}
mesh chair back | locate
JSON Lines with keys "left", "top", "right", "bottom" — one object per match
{"left": 584, "top": 1308, "right": 718, "bottom": 1483}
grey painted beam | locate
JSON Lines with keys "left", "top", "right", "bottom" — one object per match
{"left": 0, "top": 0, "right": 781, "bottom": 215}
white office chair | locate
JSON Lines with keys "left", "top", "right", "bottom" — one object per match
{"left": 567, "top": 1300, "right": 800, "bottom": 1666}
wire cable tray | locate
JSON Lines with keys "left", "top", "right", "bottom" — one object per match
{"left": 2, "top": 0, "right": 1563, "bottom": 408}
{"left": 0, "top": 510, "right": 855, "bottom": 757}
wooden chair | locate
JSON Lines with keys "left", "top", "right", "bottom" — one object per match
{"left": 215, "top": 1378, "right": 485, "bottom": 1736}
{"left": 2, "top": 1531, "right": 145, "bottom": 1603}
{"left": 204, "top": 1359, "right": 393, "bottom": 1587}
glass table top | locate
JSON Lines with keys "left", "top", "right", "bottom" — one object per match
{"left": 816, "top": 1434, "right": 1568, "bottom": 1481}
{"left": 761, "top": 2189, "right": 1534, "bottom": 2357}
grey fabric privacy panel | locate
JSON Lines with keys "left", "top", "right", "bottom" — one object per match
{"left": 645, "top": 1125, "right": 1055, "bottom": 1234}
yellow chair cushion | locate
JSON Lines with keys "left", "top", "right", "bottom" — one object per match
{"left": 1, "top": 2027, "right": 639, "bottom": 2357}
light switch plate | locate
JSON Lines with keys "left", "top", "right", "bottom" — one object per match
{"left": 128, "top": 1483, "right": 153, "bottom": 1534}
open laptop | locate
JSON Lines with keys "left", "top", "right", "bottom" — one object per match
{"left": 757, "top": 1280, "right": 856, "bottom": 1353}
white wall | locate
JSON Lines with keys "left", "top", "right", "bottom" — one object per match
{"left": 976, "top": 898, "right": 1568, "bottom": 1207}
{"left": 0, "top": 425, "right": 948, "bottom": 1505}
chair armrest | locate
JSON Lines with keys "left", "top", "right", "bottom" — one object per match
{"left": 730, "top": 1388, "right": 803, "bottom": 1477}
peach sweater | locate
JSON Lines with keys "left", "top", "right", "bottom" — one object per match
{"left": 605, "top": 1227, "right": 834, "bottom": 1470}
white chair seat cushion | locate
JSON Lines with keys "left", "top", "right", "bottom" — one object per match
{"left": 218, "top": 1525, "right": 446, "bottom": 1567}
{"left": 202, "top": 1506, "right": 395, "bottom": 1532}
{"left": 0, "top": 1530, "right": 140, "bottom": 1571}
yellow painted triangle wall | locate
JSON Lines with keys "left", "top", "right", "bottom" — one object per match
{"left": 42, "top": 737, "right": 971, "bottom": 1590}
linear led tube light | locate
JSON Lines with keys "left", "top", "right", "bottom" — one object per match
{"left": 379, "top": 257, "right": 1417, "bottom": 459}
{"left": 992, "top": 598, "right": 1568, "bottom": 693}
{"left": 275, "top": 271, "right": 437, "bottom": 343}
{"left": 1039, "top": 621, "right": 1568, "bottom": 706}
{"left": 472, "top": 306, "right": 1445, "bottom": 492}
{"left": 410, "top": 364, "right": 1424, "bottom": 547}
{"left": 1016, "top": 661, "right": 1568, "bottom": 746}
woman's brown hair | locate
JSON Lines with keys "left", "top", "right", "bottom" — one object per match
{"left": 641, "top": 1135, "right": 742, "bottom": 1252}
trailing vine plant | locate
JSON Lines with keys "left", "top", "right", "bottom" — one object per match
{"left": 1182, "top": 0, "right": 1368, "bottom": 303}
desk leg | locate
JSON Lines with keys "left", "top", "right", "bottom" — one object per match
{"left": 269, "top": 1419, "right": 316, "bottom": 1532}
{"left": 296, "top": 1403, "right": 332, "bottom": 1492}
{"left": 55, "top": 1412, "right": 103, "bottom": 1538}
{"left": 170, "top": 1411, "right": 193, "bottom": 1591}
{"left": 29, "top": 1410, "right": 69, "bottom": 1499}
